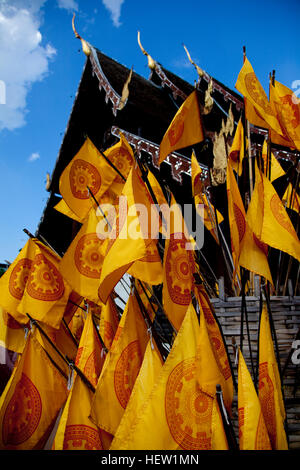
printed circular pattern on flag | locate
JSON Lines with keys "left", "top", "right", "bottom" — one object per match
{"left": 233, "top": 203, "right": 246, "bottom": 243}
{"left": 244, "top": 72, "right": 275, "bottom": 116}
{"left": 255, "top": 411, "right": 272, "bottom": 450}
{"left": 167, "top": 108, "right": 188, "bottom": 147}
{"left": 253, "top": 233, "right": 268, "bottom": 256}
{"left": 258, "top": 361, "right": 276, "bottom": 448}
{"left": 63, "top": 424, "right": 102, "bottom": 450}
{"left": 270, "top": 194, "right": 298, "bottom": 240}
{"left": 9, "top": 258, "right": 32, "bottom": 300}
{"left": 26, "top": 254, "right": 65, "bottom": 302}
{"left": 280, "top": 94, "right": 300, "bottom": 130}
{"left": 107, "top": 146, "right": 133, "bottom": 184}
{"left": 74, "top": 233, "right": 104, "bottom": 279}
{"left": 165, "top": 357, "right": 212, "bottom": 450}
{"left": 69, "top": 159, "right": 101, "bottom": 200}
{"left": 165, "top": 234, "right": 195, "bottom": 306}
{"left": 2, "top": 373, "right": 42, "bottom": 446}
{"left": 114, "top": 340, "right": 142, "bottom": 409}
{"left": 83, "top": 347, "right": 104, "bottom": 388}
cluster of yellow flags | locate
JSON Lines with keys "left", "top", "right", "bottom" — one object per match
{"left": 0, "top": 80, "right": 295, "bottom": 452}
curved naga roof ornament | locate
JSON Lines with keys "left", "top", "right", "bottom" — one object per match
{"left": 137, "top": 31, "right": 188, "bottom": 102}
{"left": 72, "top": 14, "right": 133, "bottom": 116}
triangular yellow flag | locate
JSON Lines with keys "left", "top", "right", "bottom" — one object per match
{"left": 235, "top": 57, "right": 282, "bottom": 136}
{"left": 258, "top": 304, "right": 288, "bottom": 449}
{"left": 0, "top": 239, "right": 71, "bottom": 329}
{"left": 162, "top": 195, "right": 196, "bottom": 332}
{"left": 0, "top": 332, "right": 68, "bottom": 450}
{"left": 89, "top": 293, "right": 149, "bottom": 436}
{"left": 53, "top": 310, "right": 109, "bottom": 450}
{"left": 98, "top": 166, "right": 160, "bottom": 304}
{"left": 159, "top": 90, "right": 204, "bottom": 165}
{"left": 110, "top": 339, "right": 163, "bottom": 450}
{"left": 228, "top": 118, "right": 245, "bottom": 176}
{"left": 59, "top": 208, "right": 106, "bottom": 303}
{"left": 251, "top": 163, "right": 300, "bottom": 263}
{"left": 238, "top": 348, "right": 271, "bottom": 450}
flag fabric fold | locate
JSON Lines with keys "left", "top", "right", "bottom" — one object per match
{"left": 258, "top": 304, "right": 288, "bottom": 449}
{"left": 238, "top": 348, "right": 271, "bottom": 450}
{"left": 0, "top": 332, "right": 68, "bottom": 450}
{"left": 159, "top": 90, "right": 204, "bottom": 165}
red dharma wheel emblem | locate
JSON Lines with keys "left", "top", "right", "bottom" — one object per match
{"left": 270, "top": 194, "right": 298, "bottom": 240}
{"left": 26, "top": 253, "right": 65, "bottom": 302}
{"left": 8, "top": 258, "right": 32, "bottom": 300}
{"left": 165, "top": 233, "right": 195, "bottom": 306}
{"left": 244, "top": 72, "right": 275, "bottom": 116}
{"left": 114, "top": 340, "right": 142, "bottom": 409}
{"left": 63, "top": 425, "right": 102, "bottom": 450}
{"left": 74, "top": 233, "right": 104, "bottom": 279}
{"left": 108, "top": 147, "right": 133, "bottom": 184}
{"left": 168, "top": 111, "right": 186, "bottom": 147}
{"left": 165, "top": 357, "right": 212, "bottom": 450}
{"left": 2, "top": 373, "right": 42, "bottom": 446}
{"left": 69, "top": 159, "right": 101, "bottom": 200}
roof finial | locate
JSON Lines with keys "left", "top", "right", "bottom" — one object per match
{"left": 72, "top": 13, "right": 91, "bottom": 56}
{"left": 183, "top": 44, "right": 205, "bottom": 78}
{"left": 137, "top": 31, "right": 156, "bottom": 70}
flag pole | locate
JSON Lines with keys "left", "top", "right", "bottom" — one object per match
{"left": 243, "top": 46, "right": 254, "bottom": 199}
{"left": 215, "top": 384, "right": 238, "bottom": 450}
{"left": 26, "top": 313, "right": 96, "bottom": 393}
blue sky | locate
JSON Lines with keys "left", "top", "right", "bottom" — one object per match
{"left": 0, "top": 0, "right": 299, "bottom": 264}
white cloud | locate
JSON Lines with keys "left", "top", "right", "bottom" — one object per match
{"left": 102, "top": 0, "right": 124, "bottom": 28}
{"left": 0, "top": 1, "right": 56, "bottom": 131}
{"left": 28, "top": 151, "right": 40, "bottom": 162}
{"left": 57, "top": 0, "right": 78, "bottom": 12}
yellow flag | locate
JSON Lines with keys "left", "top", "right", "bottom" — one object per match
{"left": 228, "top": 118, "right": 245, "bottom": 176}
{"left": 99, "top": 296, "right": 120, "bottom": 351}
{"left": 235, "top": 57, "right": 282, "bottom": 136}
{"left": 98, "top": 166, "right": 160, "bottom": 304}
{"left": 162, "top": 195, "right": 196, "bottom": 332}
{"left": 0, "top": 307, "right": 27, "bottom": 354}
{"left": 238, "top": 348, "right": 271, "bottom": 450}
{"left": 113, "top": 304, "right": 200, "bottom": 450}
{"left": 110, "top": 339, "right": 163, "bottom": 450}
{"left": 226, "top": 160, "right": 247, "bottom": 276}
{"left": 270, "top": 80, "right": 300, "bottom": 150}
{"left": 191, "top": 152, "right": 223, "bottom": 243}
{"left": 261, "top": 141, "right": 300, "bottom": 213}
{"left": 117, "top": 303, "right": 228, "bottom": 450}
{"left": 251, "top": 163, "right": 300, "bottom": 262}
{"left": 239, "top": 161, "right": 273, "bottom": 285}
{"left": 59, "top": 208, "right": 107, "bottom": 303}
{"left": 103, "top": 132, "right": 134, "bottom": 196}
{"left": 195, "top": 283, "right": 233, "bottom": 412}
{"left": 258, "top": 304, "right": 288, "bottom": 449}
{"left": 53, "top": 309, "right": 109, "bottom": 450}
{"left": 159, "top": 90, "right": 204, "bottom": 165}
{"left": 0, "top": 332, "right": 68, "bottom": 450}
{"left": 54, "top": 198, "right": 84, "bottom": 223}
{"left": 0, "top": 239, "right": 71, "bottom": 329}
{"left": 89, "top": 293, "right": 149, "bottom": 436}
{"left": 127, "top": 239, "right": 163, "bottom": 285}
